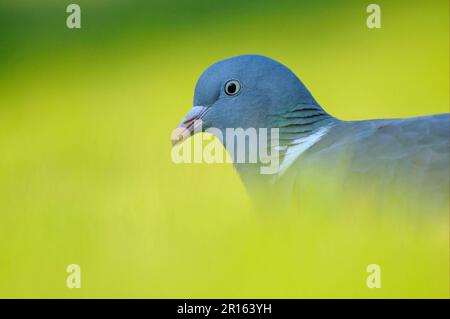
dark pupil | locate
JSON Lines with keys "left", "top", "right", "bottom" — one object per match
{"left": 227, "top": 83, "right": 237, "bottom": 94}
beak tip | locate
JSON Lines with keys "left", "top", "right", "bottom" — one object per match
{"left": 171, "top": 127, "right": 190, "bottom": 146}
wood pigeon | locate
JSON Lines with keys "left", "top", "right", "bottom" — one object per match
{"left": 172, "top": 55, "right": 449, "bottom": 207}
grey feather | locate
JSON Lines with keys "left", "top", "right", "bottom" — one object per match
{"left": 174, "top": 54, "right": 450, "bottom": 209}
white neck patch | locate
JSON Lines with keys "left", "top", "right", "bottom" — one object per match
{"left": 276, "top": 126, "right": 330, "bottom": 177}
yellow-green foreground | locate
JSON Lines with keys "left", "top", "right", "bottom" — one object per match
{"left": 0, "top": 0, "right": 448, "bottom": 297}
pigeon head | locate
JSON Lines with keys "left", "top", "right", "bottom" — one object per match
{"left": 170, "top": 55, "right": 450, "bottom": 209}
{"left": 171, "top": 55, "right": 327, "bottom": 145}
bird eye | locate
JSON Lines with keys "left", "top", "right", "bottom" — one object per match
{"left": 224, "top": 80, "right": 241, "bottom": 96}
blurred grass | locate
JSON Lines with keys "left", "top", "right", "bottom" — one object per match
{"left": 0, "top": 0, "right": 448, "bottom": 298}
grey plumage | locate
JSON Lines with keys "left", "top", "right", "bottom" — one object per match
{"left": 290, "top": 114, "right": 449, "bottom": 205}
{"left": 172, "top": 55, "right": 450, "bottom": 208}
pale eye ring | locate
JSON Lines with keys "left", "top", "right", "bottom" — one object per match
{"left": 224, "top": 80, "right": 241, "bottom": 96}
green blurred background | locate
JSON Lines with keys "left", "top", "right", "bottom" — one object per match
{"left": 0, "top": 0, "right": 448, "bottom": 298}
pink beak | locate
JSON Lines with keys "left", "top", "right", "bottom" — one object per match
{"left": 171, "top": 106, "right": 209, "bottom": 146}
